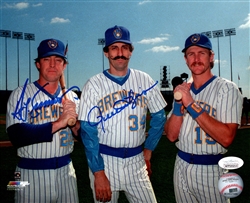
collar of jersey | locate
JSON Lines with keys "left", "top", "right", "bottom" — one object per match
{"left": 191, "top": 75, "right": 217, "bottom": 95}
{"left": 103, "top": 69, "right": 130, "bottom": 86}
{"left": 34, "top": 81, "right": 61, "bottom": 99}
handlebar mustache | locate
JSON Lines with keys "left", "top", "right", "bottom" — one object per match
{"left": 111, "top": 56, "right": 130, "bottom": 60}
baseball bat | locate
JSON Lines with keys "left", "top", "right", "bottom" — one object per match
{"left": 60, "top": 73, "right": 76, "bottom": 126}
{"left": 174, "top": 77, "right": 193, "bottom": 100}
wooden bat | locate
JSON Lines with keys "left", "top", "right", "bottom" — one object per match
{"left": 174, "top": 91, "right": 182, "bottom": 100}
{"left": 174, "top": 77, "right": 193, "bottom": 100}
{"left": 60, "top": 73, "right": 76, "bottom": 126}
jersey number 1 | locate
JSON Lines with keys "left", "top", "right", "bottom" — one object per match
{"left": 195, "top": 127, "right": 216, "bottom": 144}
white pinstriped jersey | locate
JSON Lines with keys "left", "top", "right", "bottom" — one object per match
{"left": 168, "top": 76, "right": 243, "bottom": 155}
{"left": 78, "top": 69, "right": 167, "bottom": 148}
{"left": 6, "top": 81, "right": 80, "bottom": 159}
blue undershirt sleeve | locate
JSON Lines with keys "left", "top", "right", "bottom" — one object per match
{"left": 7, "top": 123, "right": 53, "bottom": 148}
{"left": 144, "top": 109, "right": 166, "bottom": 151}
{"left": 80, "top": 121, "right": 104, "bottom": 173}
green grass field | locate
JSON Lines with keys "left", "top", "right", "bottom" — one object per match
{"left": 0, "top": 124, "right": 249, "bottom": 203}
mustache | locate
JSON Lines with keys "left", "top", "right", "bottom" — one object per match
{"left": 111, "top": 56, "right": 130, "bottom": 60}
{"left": 191, "top": 62, "right": 204, "bottom": 66}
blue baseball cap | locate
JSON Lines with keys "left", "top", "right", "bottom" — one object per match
{"left": 182, "top": 33, "right": 212, "bottom": 53}
{"left": 35, "top": 39, "right": 67, "bottom": 60}
{"left": 104, "top": 25, "right": 132, "bottom": 49}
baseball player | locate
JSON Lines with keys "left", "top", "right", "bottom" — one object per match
{"left": 6, "top": 39, "right": 80, "bottom": 203}
{"left": 164, "top": 33, "right": 243, "bottom": 203}
{"left": 78, "top": 25, "right": 167, "bottom": 203}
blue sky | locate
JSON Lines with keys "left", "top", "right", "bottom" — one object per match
{"left": 0, "top": 0, "right": 250, "bottom": 97}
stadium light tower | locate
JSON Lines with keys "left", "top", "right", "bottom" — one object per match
{"left": 201, "top": 31, "right": 212, "bottom": 39}
{"left": 161, "top": 65, "right": 169, "bottom": 88}
{"left": 98, "top": 38, "right": 105, "bottom": 71}
{"left": 12, "top": 31, "right": 23, "bottom": 86}
{"left": 0, "top": 29, "right": 11, "bottom": 90}
{"left": 24, "top": 33, "right": 35, "bottom": 83}
{"left": 212, "top": 30, "right": 224, "bottom": 77}
{"left": 224, "top": 28, "right": 236, "bottom": 81}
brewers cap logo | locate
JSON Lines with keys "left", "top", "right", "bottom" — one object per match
{"left": 113, "top": 28, "right": 122, "bottom": 39}
{"left": 190, "top": 34, "right": 200, "bottom": 44}
{"left": 47, "top": 40, "right": 58, "bottom": 49}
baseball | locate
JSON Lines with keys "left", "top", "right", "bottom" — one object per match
{"left": 218, "top": 172, "right": 243, "bottom": 198}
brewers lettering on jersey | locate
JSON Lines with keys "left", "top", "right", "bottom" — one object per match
{"left": 6, "top": 38, "right": 80, "bottom": 203}
{"left": 164, "top": 33, "right": 243, "bottom": 203}
{"left": 79, "top": 25, "right": 167, "bottom": 203}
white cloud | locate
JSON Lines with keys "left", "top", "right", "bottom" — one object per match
{"left": 4, "top": 2, "right": 29, "bottom": 10}
{"left": 239, "top": 13, "right": 250, "bottom": 29}
{"left": 214, "top": 59, "right": 227, "bottom": 66}
{"left": 160, "top": 33, "right": 170, "bottom": 37}
{"left": 138, "top": 0, "right": 151, "bottom": 5}
{"left": 145, "top": 45, "right": 179, "bottom": 53}
{"left": 32, "top": 3, "right": 42, "bottom": 8}
{"left": 138, "top": 37, "right": 169, "bottom": 45}
{"left": 50, "top": 17, "right": 70, "bottom": 24}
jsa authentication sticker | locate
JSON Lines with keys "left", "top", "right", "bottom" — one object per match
{"left": 218, "top": 156, "right": 244, "bottom": 170}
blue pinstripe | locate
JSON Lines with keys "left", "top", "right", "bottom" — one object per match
{"left": 7, "top": 82, "right": 79, "bottom": 203}
{"left": 79, "top": 68, "right": 167, "bottom": 202}
{"left": 89, "top": 153, "right": 157, "bottom": 203}
{"left": 169, "top": 76, "right": 242, "bottom": 203}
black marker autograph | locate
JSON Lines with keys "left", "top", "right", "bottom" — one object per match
{"left": 87, "top": 81, "right": 158, "bottom": 132}
{"left": 11, "top": 78, "right": 80, "bottom": 121}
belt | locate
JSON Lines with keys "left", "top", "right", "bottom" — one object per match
{"left": 18, "top": 154, "right": 71, "bottom": 170}
{"left": 178, "top": 150, "right": 223, "bottom": 165}
{"left": 99, "top": 144, "right": 142, "bottom": 158}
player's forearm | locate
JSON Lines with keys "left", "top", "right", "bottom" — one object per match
{"left": 7, "top": 123, "right": 53, "bottom": 148}
{"left": 143, "top": 149, "right": 152, "bottom": 160}
{"left": 145, "top": 109, "right": 166, "bottom": 150}
{"left": 195, "top": 112, "right": 238, "bottom": 147}
{"left": 71, "top": 121, "right": 82, "bottom": 142}
{"left": 164, "top": 115, "right": 183, "bottom": 142}
{"left": 70, "top": 120, "right": 80, "bottom": 135}
{"left": 80, "top": 121, "right": 105, "bottom": 173}
{"left": 51, "top": 120, "right": 63, "bottom": 133}
{"left": 84, "top": 146, "right": 105, "bottom": 173}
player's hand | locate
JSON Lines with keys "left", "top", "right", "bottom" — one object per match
{"left": 143, "top": 149, "right": 152, "bottom": 177}
{"left": 94, "top": 171, "right": 112, "bottom": 202}
{"left": 174, "top": 82, "right": 194, "bottom": 107}
{"left": 52, "top": 100, "right": 77, "bottom": 132}
{"left": 145, "top": 159, "right": 152, "bottom": 177}
{"left": 70, "top": 120, "right": 81, "bottom": 136}
{"left": 61, "top": 99, "right": 77, "bottom": 126}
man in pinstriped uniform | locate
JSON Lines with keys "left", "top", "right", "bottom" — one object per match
{"left": 6, "top": 39, "right": 80, "bottom": 203}
{"left": 78, "top": 25, "right": 167, "bottom": 203}
{"left": 164, "top": 33, "right": 243, "bottom": 203}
